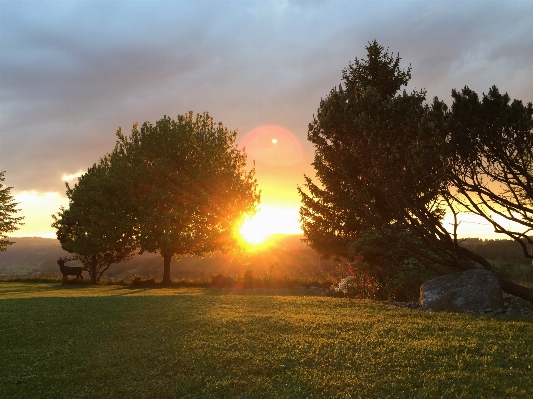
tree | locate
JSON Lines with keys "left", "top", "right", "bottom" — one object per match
{"left": 112, "top": 112, "right": 259, "bottom": 284}
{"left": 52, "top": 159, "right": 137, "bottom": 284}
{"left": 299, "top": 40, "right": 447, "bottom": 259}
{"left": 299, "top": 40, "right": 533, "bottom": 303}
{"left": 447, "top": 86, "right": 533, "bottom": 256}
{"left": 0, "top": 171, "right": 24, "bottom": 252}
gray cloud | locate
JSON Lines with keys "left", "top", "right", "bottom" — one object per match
{"left": 1, "top": 0, "right": 532, "bottom": 193}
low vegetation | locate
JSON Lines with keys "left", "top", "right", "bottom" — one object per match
{"left": 1, "top": 282, "right": 532, "bottom": 398}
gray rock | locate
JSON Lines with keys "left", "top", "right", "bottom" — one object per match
{"left": 504, "top": 308, "right": 521, "bottom": 316}
{"left": 420, "top": 269, "right": 503, "bottom": 313}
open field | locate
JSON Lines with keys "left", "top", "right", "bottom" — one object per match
{"left": 1, "top": 282, "right": 532, "bottom": 398}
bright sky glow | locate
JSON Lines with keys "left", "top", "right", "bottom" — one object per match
{"left": 62, "top": 171, "right": 84, "bottom": 182}
{"left": 10, "top": 191, "right": 68, "bottom": 238}
{"left": 2, "top": 1, "right": 531, "bottom": 241}
{"left": 442, "top": 212, "right": 528, "bottom": 240}
{"left": 239, "top": 206, "right": 302, "bottom": 245}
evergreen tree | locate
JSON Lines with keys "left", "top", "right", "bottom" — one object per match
{"left": 299, "top": 40, "right": 533, "bottom": 302}
{"left": 0, "top": 171, "right": 24, "bottom": 252}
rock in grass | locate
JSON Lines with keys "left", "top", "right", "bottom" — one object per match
{"left": 420, "top": 269, "right": 503, "bottom": 313}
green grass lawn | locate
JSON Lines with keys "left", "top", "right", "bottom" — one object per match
{"left": 1, "top": 282, "right": 532, "bottom": 398}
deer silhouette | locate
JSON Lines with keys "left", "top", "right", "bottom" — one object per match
{"left": 57, "top": 257, "right": 83, "bottom": 282}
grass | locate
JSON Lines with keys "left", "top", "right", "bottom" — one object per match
{"left": 1, "top": 282, "right": 532, "bottom": 398}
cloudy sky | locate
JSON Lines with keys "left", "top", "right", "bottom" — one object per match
{"left": 1, "top": 0, "right": 532, "bottom": 238}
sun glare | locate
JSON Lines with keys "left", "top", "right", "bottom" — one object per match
{"left": 239, "top": 206, "right": 302, "bottom": 245}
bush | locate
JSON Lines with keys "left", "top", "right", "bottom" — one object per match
{"left": 243, "top": 268, "right": 254, "bottom": 288}
{"left": 379, "top": 258, "right": 434, "bottom": 301}
{"left": 339, "top": 261, "right": 381, "bottom": 299}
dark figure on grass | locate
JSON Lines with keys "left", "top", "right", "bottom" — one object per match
{"left": 57, "top": 257, "right": 83, "bottom": 282}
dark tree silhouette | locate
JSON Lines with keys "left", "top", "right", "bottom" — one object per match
{"left": 448, "top": 86, "right": 533, "bottom": 257}
{"left": 299, "top": 40, "right": 533, "bottom": 303}
{"left": 0, "top": 171, "right": 24, "bottom": 252}
{"left": 52, "top": 159, "right": 137, "bottom": 284}
{"left": 112, "top": 112, "right": 259, "bottom": 284}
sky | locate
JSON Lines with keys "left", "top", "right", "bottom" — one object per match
{"left": 1, "top": 0, "right": 532, "bottom": 240}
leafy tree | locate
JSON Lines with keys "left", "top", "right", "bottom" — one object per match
{"left": 299, "top": 40, "right": 533, "bottom": 303}
{"left": 0, "top": 171, "right": 24, "bottom": 252}
{"left": 447, "top": 86, "right": 533, "bottom": 256}
{"left": 52, "top": 159, "right": 137, "bottom": 284}
{"left": 112, "top": 112, "right": 259, "bottom": 284}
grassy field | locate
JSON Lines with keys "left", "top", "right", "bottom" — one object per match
{"left": 1, "top": 282, "right": 532, "bottom": 398}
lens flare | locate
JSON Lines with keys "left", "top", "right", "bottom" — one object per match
{"left": 239, "top": 125, "right": 304, "bottom": 166}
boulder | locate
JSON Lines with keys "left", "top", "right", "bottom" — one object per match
{"left": 420, "top": 269, "right": 503, "bottom": 313}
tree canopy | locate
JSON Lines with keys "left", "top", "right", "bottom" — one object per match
{"left": 52, "top": 159, "right": 137, "bottom": 283}
{"left": 448, "top": 86, "right": 533, "bottom": 255}
{"left": 53, "top": 112, "right": 259, "bottom": 284}
{"left": 113, "top": 112, "right": 258, "bottom": 283}
{"left": 299, "top": 40, "right": 533, "bottom": 302}
{"left": 0, "top": 171, "right": 24, "bottom": 252}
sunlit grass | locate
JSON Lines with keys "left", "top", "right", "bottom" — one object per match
{"left": 1, "top": 282, "right": 532, "bottom": 398}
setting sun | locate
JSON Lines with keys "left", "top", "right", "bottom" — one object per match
{"left": 239, "top": 206, "right": 302, "bottom": 245}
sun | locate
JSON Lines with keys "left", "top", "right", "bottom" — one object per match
{"left": 239, "top": 206, "right": 302, "bottom": 245}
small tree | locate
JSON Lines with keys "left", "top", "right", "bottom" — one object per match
{"left": 52, "top": 159, "right": 137, "bottom": 283}
{"left": 0, "top": 171, "right": 24, "bottom": 252}
{"left": 112, "top": 112, "right": 259, "bottom": 284}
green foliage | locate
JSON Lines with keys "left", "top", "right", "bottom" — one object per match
{"left": 348, "top": 230, "right": 437, "bottom": 301}
{"left": 51, "top": 112, "right": 259, "bottom": 284}
{"left": 491, "top": 261, "right": 513, "bottom": 281}
{"left": 299, "top": 39, "right": 533, "bottom": 303}
{"left": 1, "top": 283, "right": 533, "bottom": 398}
{"left": 0, "top": 171, "right": 24, "bottom": 252}
{"left": 464, "top": 238, "right": 532, "bottom": 266}
{"left": 383, "top": 258, "right": 435, "bottom": 301}
{"left": 112, "top": 112, "right": 260, "bottom": 283}
{"left": 448, "top": 86, "right": 533, "bottom": 258}
{"left": 52, "top": 159, "right": 136, "bottom": 284}
{"left": 299, "top": 40, "right": 447, "bottom": 260}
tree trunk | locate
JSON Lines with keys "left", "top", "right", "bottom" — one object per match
{"left": 91, "top": 255, "right": 97, "bottom": 285}
{"left": 500, "top": 278, "right": 533, "bottom": 304}
{"left": 162, "top": 254, "right": 172, "bottom": 284}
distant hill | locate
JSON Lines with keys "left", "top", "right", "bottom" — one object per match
{"left": 0, "top": 237, "right": 73, "bottom": 276}
{"left": 461, "top": 238, "right": 532, "bottom": 266}
{"left": 0, "top": 235, "right": 338, "bottom": 280}
{"left": 3, "top": 236, "right": 529, "bottom": 281}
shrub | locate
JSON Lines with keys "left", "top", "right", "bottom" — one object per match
{"left": 243, "top": 268, "right": 254, "bottom": 288}
{"left": 129, "top": 275, "right": 143, "bottom": 286}
{"left": 380, "top": 258, "right": 434, "bottom": 301}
